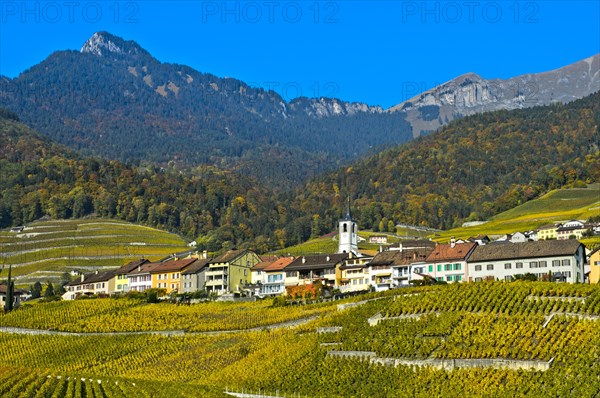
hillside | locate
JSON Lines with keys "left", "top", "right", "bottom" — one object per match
{"left": 0, "top": 32, "right": 412, "bottom": 187}
{"left": 0, "top": 113, "right": 292, "bottom": 253}
{"left": 289, "top": 92, "right": 600, "bottom": 236}
{"left": 1, "top": 33, "right": 596, "bottom": 187}
{"left": 432, "top": 185, "right": 600, "bottom": 242}
{"left": 0, "top": 219, "right": 189, "bottom": 284}
{"left": 0, "top": 282, "right": 599, "bottom": 397}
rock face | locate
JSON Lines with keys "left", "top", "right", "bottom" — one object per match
{"left": 390, "top": 54, "right": 600, "bottom": 136}
{"left": 289, "top": 97, "right": 383, "bottom": 118}
{"left": 80, "top": 31, "right": 149, "bottom": 58}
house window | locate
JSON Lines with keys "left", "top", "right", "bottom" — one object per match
{"left": 454, "top": 263, "right": 461, "bottom": 271}
{"left": 437, "top": 264, "right": 442, "bottom": 272}
{"left": 516, "top": 262, "right": 523, "bottom": 269}
{"left": 475, "top": 265, "right": 482, "bottom": 271}
{"left": 475, "top": 277, "right": 482, "bottom": 282}
{"left": 486, "top": 264, "right": 494, "bottom": 271}
{"left": 504, "top": 263, "right": 511, "bottom": 269}
{"left": 539, "top": 261, "right": 547, "bottom": 268}
{"left": 562, "top": 259, "right": 571, "bottom": 266}
{"left": 455, "top": 275, "right": 462, "bottom": 281}
{"left": 428, "top": 265, "right": 433, "bottom": 273}
{"left": 343, "top": 223, "right": 348, "bottom": 233}
{"left": 244, "top": 269, "right": 248, "bottom": 276}
{"left": 446, "top": 275, "right": 453, "bottom": 282}
{"left": 552, "top": 260, "right": 560, "bottom": 267}
{"left": 504, "top": 275, "right": 513, "bottom": 281}
{"left": 530, "top": 261, "right": 538, "bottom": 268}
{"left": 444, "top": 264, "right": 452, "bottom": 271}
{"left": 117, "top": 284, "right": 122, "bottom": 290}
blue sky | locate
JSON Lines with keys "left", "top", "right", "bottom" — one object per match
{"left": 1, "top": 1, "right": 599, "bottom": 108}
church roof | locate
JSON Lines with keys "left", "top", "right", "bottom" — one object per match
{"left": 341, "top": 195, "right": 354, "bottom": 221}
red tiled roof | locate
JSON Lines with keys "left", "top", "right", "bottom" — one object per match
{"left": 150, "top": 258, "right": 198, "bottom": 273}
{"left": 252, "top": 259, "right": 277, "bottom": 271}
{"left": 425, "top": 242, "right": 477, "bottom": 262}
{"left": 263, "top": 257, "right": 295, "bottom": 272}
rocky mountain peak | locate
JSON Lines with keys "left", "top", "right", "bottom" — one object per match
{"left": 80, "top": 32, "right": 149, "bottom": 58}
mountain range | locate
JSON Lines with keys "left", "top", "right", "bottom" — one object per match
{"left": 0, "top": 32, "right": 598, "bottom": 186}
{"left": 1, "top": 91, "right": 598, "bottom": 250}
{"left": 391, "top": 54, "right": 600, "bottom": 135}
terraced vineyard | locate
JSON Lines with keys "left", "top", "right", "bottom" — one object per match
{"left": 433, "top": 185, "right": 600, "bottom": 243}
{"left": 0, "top": 282, "right": 599, "bottom": 397}
{"left": 0, "top": 219, "right": 190, "bottom": 283}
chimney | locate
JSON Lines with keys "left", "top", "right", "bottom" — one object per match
{"left": 202, "top": 250, "right": 208, "bottom": 259}
{"left": 302, "top": 257, "right": 306, "bottom": 264}
{"left": 326, "top": 255, "right": 330, "bottom": 262}
{"left": 95, "top": 270, "right": 99, "bottom": 275}
{"left": 451, "top": 237, "right": 456, "bottom": 248}
{"left": 138, "top": 265, "right": 141, "bottom": 272}
{"left": 80, "top": 274, "right": 85, "bottom": 282}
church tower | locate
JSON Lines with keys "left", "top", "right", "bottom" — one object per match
{"left": 338, "top": 195, "right": 358, "bottom": 254}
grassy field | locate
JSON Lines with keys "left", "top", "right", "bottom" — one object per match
{"left": 432, "top": 185, "right": 600, "bottom": 243}
{"left": 0, "top": 282, "right": 599, "bottom": 397}
{"left": 0, "top": 219, "right": 190, "bottom": 284}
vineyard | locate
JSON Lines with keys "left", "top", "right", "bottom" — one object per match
{"left": 0, "top": 298, "right": 332, "bottom": 332}
{"left": 434, "top": 185, "right": 600, "bottom": 242}
{"left": 0, "top": 219, "right": 190, "bottom": 283}
{"left": 0, "top": 282, "right": 599, "bottom": 397}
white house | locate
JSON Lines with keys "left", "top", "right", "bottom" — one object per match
{"left": 63, "top": 269, "right": 117, "bottom": 300}
{"left": 423, "top": 241, "right": 478, "bottom": 283}
{"left": 467, "top": 240, "right": 586, "bottom": 283}
{"left": 127, "top": 263, "right": 159, "bottom": 292}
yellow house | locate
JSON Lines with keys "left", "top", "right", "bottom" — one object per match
{"left": 589, "top": 248, "right": 600, "bottom": 284}
{"left": 339, "top": 254, "right": 372, "bottom": 293}
{"left": 537, "top": 224, "right": 558, "bottom": 240}
{"left": 205, "top": 250, "right": 262, "bottom": 294}
{"left": 150, "top": 258, "right": 198, "bottom": 294}
{"left": 109, "top": 259, "right": 149, "bottom": 294}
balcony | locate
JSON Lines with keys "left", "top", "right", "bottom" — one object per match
{"left": 206, "top": 279, "right": 227, "bottom": 287}
{"left": 206, "top": 269, "right": 227, "bottom": 277}
{"left": 264, "top": 280, "right": 284, "bottom": 285}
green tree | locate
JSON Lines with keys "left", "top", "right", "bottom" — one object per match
{"left": 4, "top": 265, "right": 15, "bottom": 312}
{"left": 44, "top": 282, "right": 55, "bottom": 298}
{"left": 31, "top": 281, "right": 42, "bottom": 299}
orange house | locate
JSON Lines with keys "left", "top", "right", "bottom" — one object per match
{"left": 150, "top": 258, "right": 198, "bottom": 294}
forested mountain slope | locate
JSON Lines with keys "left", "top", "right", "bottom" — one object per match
{"left": 291, "top": 92, "right": 600, "bottom": 232}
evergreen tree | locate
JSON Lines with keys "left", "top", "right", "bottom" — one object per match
{"left": 4, "top": 265, "right": 14, "bottom": 312}
{"left": 31, "top": 281, "right": 42, "bottom": 299}
{"left": 44, "top": 282, "right": 55, "bottom": 298}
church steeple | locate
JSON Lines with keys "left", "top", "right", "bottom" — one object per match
{"left": 338, "top": 194, "right": 358, "bottom": 254}
{"left": 342, "top": 194, "right": 352, "bottom": 221}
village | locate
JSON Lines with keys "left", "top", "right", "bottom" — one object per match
{"left": 58, "top": 203, "right": 600, "bottom": 301}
